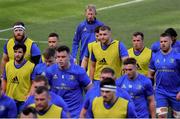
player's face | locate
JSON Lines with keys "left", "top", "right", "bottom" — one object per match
{"left": 44, "top": 56, "right": 55, "bottom": 67}
{"left": 160, "top": 36, "right": 172, "bottom": 53}
{"left": 35, "top": 92, "right": 49, "bottom": 112}
{"left": 85, "top": 9, "right": 96, "bottom": 22}
{"left": 14, "top": 48, "right": 25, "bottom": 63}
{"left": 100, "top": 72, "right": 114, "bottom": 81}
{"left": 13, "top": 28, "right": 25, "bottom": 41}
{"left": 124, "top": 64, "right": 136, "bottom": 79}
{"left": 101, "top": 90, "right": 114, "bottom": 103}
{"left": 132, "top": 35, "right": 144, "bottom": 50}
{"left": 48, "top": 36, "right": 58, "bottom": 48}
{"left": 99, "top": 30, "right": 111, "bottom": 45}
{"left": 56, "top": 51, "right": 70, "bottom": 69}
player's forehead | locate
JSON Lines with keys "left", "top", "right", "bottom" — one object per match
{"left": 160, "top": 36, "right": 171, "bottom": 41}
{"left": 86, "top": 8, "right": 95, "bottom": 14}
{"left": 35, "top": 92, "right": 47, "bottom": 98}
{"left": 56, "top": 51, "right": 69, "bottom": 56}
{"left": 99, "top": 29, "right": 110, "bottom": 34}
{"left": 14, "top": 48, "right": 23, "bottom": 52}
{"left": 48, "top": 36, "right": 58, "bottom": 41}
{"left": 132, "top": 35, "right": 143, "bottom": 41}
{"left": 124, "top": 64, "right": 135, "bottom": 68}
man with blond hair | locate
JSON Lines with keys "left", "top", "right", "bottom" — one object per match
{"left": 72, "top": 4, "right": 103, "bottom": 64}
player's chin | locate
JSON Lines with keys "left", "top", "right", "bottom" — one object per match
{"left": 15, "top": 35, "right": 23, "bottom": 40}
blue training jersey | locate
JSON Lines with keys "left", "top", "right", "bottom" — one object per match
{"left": 0, "top": 94, "right": 17, "bottom": 118}
{"left": 72, "top": 19, "right": 103, "bottom": 62}
{"left": 22, "top": 91, "right": 68, "bottom": 112}
{"left": 46, "top": 63, "right": 91, "bottom": 118}
{"left": 149, "top": 49, "right": 180, "bottom": 93}
{"left": 33, "top": 63, "right": 47, "bottom": 77}
{"left": 151, "top": 40, "right": 180, "bottom": 53}
{"left": 116, "top": 74, "right": 154, "bottom": 118}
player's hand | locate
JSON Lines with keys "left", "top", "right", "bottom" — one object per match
{"left": 176, "top": 92, "right": 180, "bottom": 101}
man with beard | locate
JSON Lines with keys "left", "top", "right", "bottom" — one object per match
{"left": 148, "top": 32, "right": 180, "bottom": 118}
{"left": 31, "top": 86, "right": 67, "bottom": 118}
{"left": 2, "top": 43, "right": 35, "bottom": 113}
{"left": 1, "top": 21, "right": 41, "bottom": 74}
{"left": 88, "top": 78, "right": 136, "bottom": 118}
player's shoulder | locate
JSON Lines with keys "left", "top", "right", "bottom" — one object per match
{"left": 69, "top": 63, "right": 86, "bottom": 74}
{"left": 138, "top": 74, "right": 152, "bottom": 85}
{"left": 46, "top": 63, "right": 58, "bottom": 72}
{"left": 128, "top": 47, "right": 133, "bottom": 52}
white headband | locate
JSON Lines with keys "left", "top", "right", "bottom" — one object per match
{"left": 13, "top": 25, "right": 25, "bottom": 31}
{"left": 101, "top": 85, "right": 116, "bottom": 92}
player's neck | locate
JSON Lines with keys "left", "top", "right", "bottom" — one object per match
{"left": 102, "top": 38, "right": 112, "bottom": 46}
{"left": 134, "top": 46, "right": 144, "bottom": 52}
{"left": 161, "top": 47, "right": 172, "bottom": 54}
{"left": 60, "top": 62, "right": 70, "bottom": 70}
{"left": 129, "top": 72, "right": 138, "bottom": 80}
{"left": 106, "top": 95, "right": 117, "bottom": 105}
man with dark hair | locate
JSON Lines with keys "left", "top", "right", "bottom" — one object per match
{"left": 33, "top": 48, "right": 56, "bottom": 77}
{"left": 88, "top": 77, "right": 136, "bottom": 118}
{"left": 72, "top": 4, "right": 104, "bottom": 64}
{"left": 19, "top": 106, "right": 37, "bottom": 118}
{"left": 151, "top": 28, "right": 180, "bottom": 53}
{"left": 1, "top": 21, "right": 41, "bottom": 74}
{"left": 90, "top": 25, "right": 128, "bottom": 84}
{"left": 48, "top": 32, "right": 59, "bottom": 48}
{"left": 2, "top": 43, "right": 35, "bottom": 113}
{"left": 116, "top": 57, "right": 155, "bottom": 118}
{"left": 0, "top": 79, "right": 17, "bottom": 118}
{"left": 23, "top": 75, "right": 68, "bottom": 113}
{"left": 46, "top": 45, "right": 92, "bottom": 118}
{"left": 128, "top": 32, "right": 152, "bottom": 76}
{"left": 148, "top": 32, "right": 180, "bottom": 118}
{"left": 31, "top": 86, "right": 67, "bottom": 118}
{"left": 80, "top": 67, "right": 134, "bottom": 118}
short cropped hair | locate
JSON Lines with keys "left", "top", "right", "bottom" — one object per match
{"left": 164, "top": 28, "right": 177, "bottom": 37}
{"left": 13, "top": 43, "right": 26, "bottom": 53}
{"left": 43, "top": 48, "right": 56, "bottom": 59}
{"left": 95, "top": 26, "right": 102, "bottom": 33}
{"left": 85, "top": 4, "right": 97, "bottom": 15}
{"left": 56, "top": 45, "right": 70, "bottom": 54}
{"left": 123, "top": 57, "right": 137, "bottom": 65}
{"left": 101, "top": 67, "right": 115, "bottom": 76}
{"left": 34, "top": 75, "right": 49, "bottom": 87}
{"left": 35, "top": 86, "right": 49, "bottom": 95}
{"left": 133, "top": 32, "right": 144, "bottom": 40}
{"left": 100, "top": 77, "right": 116, "bottom": 88}
{"left": 20, "top": 106, "right": 37, "bottom": 118}
{"left": 99, "top": 25, "right": 111, "bottom": 31}
{"left": 48, "top": 32, "right": 59, "bottom": 39}
{"left": 160, "top": 32, "right": 172, "bottom": 38}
